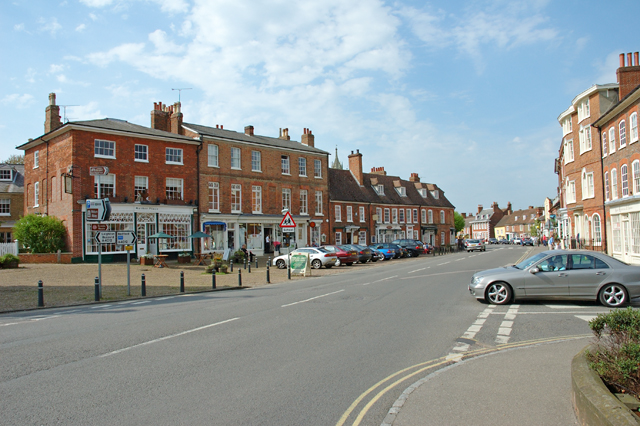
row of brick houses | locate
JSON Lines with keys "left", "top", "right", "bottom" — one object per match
{"left": 17, "top": 94, "right": 455, "bottom": 262}
{"left": 460, "top": 202, "right": 543, "bottom": 241}
{"left": 556, "top": 52, "right": 640, "bottom": 264}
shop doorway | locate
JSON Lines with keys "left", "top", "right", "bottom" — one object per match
{"left": 264, "top": 228, "right": 273, "bottom": 253}
{"left": 228, "top": 231, "right": 235, "bottom": 251}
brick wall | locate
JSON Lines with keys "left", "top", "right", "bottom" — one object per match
{"left": 19, "top": 252, "right": 73, "bottom": 264}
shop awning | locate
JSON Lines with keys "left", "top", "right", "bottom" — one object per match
{"left": 203, "top": 221, "right": 226, "bottom": 230}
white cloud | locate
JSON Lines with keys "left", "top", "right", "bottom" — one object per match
{"left": 1, "top": 94, "right": 35, "bottom": 109}
{"left": 594, "top": 51, "right": 621, "bottom": 85}
{"left": 79, "top": 0, "right": 113, "bottom": 7}
{"left": 14, "top": 23, "right": 26, "bottom": 32}
{"left": 38, "top": 17, "right": 62, "bottom": 35}
{"left": 67, "top": 102, "right": 103, "bottom": 121}
{"left": 49, "top": 64, "right": 65, "bottom": 74}
{"left": 76, "top": 24, "right": 87, "bottom": 32}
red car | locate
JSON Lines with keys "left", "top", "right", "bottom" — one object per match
{"left": 321, "top": 245, "right": 358, "bottom": 266}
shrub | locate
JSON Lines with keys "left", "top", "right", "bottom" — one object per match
{"left": 587, "top": 307, "right": 640, "bottom": 397}
{"left": 0, "top": 253, "right": 20, "bottom": 267}
{"left": 13, "top": 214, "right": 66, "bottom": 253}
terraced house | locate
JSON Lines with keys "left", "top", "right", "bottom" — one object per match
{"left": 494, "top": 206, "right": 543, "bottom": 241}
{"left": 328, "top": 150, "right": 455, "bottom": 247}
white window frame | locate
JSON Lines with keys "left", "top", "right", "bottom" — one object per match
{"left": 406, "top": 208, "right": 411, "bottom": 224}
{"left": 300, "top": 190, "right": 308, "bottom": 215}
{"left": 384, "top": 208, "right": 390, "bottom": 223}
{"left": 231, "top": 184, "right": 242, "bottom": 213}
{"left": 281, "top": 156, "right": 290, "bottom": 175}
{"left": 567, "top": 180, "right": 576, "bottom": 204}
{"left": 413, "top": 209, "right": 418, "bottom": 223}
{"left": 298, "top": 157, "right": 307, "bottom": 177}
{"left": 440, "top": 210, "right": 445, "bottom": 224}
{"left": 622, "top": 164, "right": 629, "bottom": 197}
{"left": 314, "top": 159, "right": 322, "bottom": 178}
{"left": 359, "top": 206, "right": 365, "bottom": 223}
{"left": 602, "top": 132, "right": 608, "bottom": 157}
{"left": 633, "top": 160, "right": 640, "bottom": 195}
{"left": 231, "top": 147, "right": 241, "bottom": 169}
{"left": 564, "top": 139, "right": 574, "bottom": 163}
{"left": 374, "top": 184, "right": 384, "bottom": 195}
{"left": 335, "top": 231, "right": 342, "bottom": 245}
{"left": 0, "top": 199, "right": 10, "bottom": 215}
{"left": 346, "top": 205, "right": 353, "bottom": 222}
{"left": 315, "top": 191, "right": 323, "bottom": 215}
{"left": 395, "top": 187, "right": 406, "bottom": 196}
{"left": 392, "top": 208, "right": 398, "bottom": 223}
{"left": 209, "top": 182, "right": 220, "bottom": 212}
{"left": 94, "top": 174, "right": 116, "bottom": 197}
{"left": 605, "top": 171, "right": 610, "bottom": 201}
{"left": 251, "top": 150, "right": 261, "bottom": 172}
{"left": 165, "top": 177, "right": 183, "bottom": 200}
{"left": 609, "top": 127, "right": 616, "bottom": 153}
{"left": 428, "top": 210, "right": 433, "bottom": 224}
{"left": 95, "top": 139, "right": 116, "bottom": 159}
{"left": 208, "top": 144, "right": 219, "bottom": 167}
{"left": 134, "top": 176, "right": 148, "bottom": 198}
{"left": 34, "top": 181, "right": 39, "bottom": 207}
{"left": 335, "top": 205, "right": 342, "bottom": 222}
{"left": 134, "top": 144, "right": 148, "bottom": 162}
{"left": 282, "top": 188, "right": 291, "bottom": 211}
{"left": 620, "top": 120, "right": 627, "bottom": 148}
{"left": 592, "top": 213, "right": 602, "bottom": 246}
{"left": 611, "top": 168, "right": 618, "bottom": 200}
{"left": 252, "top": 185, "right": 262, "bottom": 213}
{"left": 421, "top": 209, "right": 426, "bottom": 223}
{"left": 399, "top": 209, "right": 405, "bottom": 223}
{"left": 631, "top": 112, "right": 638, "bottom": 144}
{"left": 33, "top": 150, "right": 39, "bottom": 168}
{"left": 165, "top": 148, "right": 183, "bottom": 165}
{"left": 0, "top": 169, "right": 12, "bottom": 181}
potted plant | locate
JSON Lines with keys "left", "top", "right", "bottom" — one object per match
{"left": 140, "top": 254, "right": 154, "bottom": 265}
{"left": 218, "top": 264, "right": 228, "bottom": 274}
{"left": 233, "top": 249, "right": 245, "bottom": 264}
{"left": 178, "top": 252, "right": 191, "bottom": 264}
{"left": 211, "top": 253, "right": 223, "bottom": 272}
{"left": 0, "top": 253, "right": 20, "bottom": 269}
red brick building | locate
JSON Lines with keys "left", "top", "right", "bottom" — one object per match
{"left": 469, "top": 202, "right": 508, "bottom": 240}
{"left": 18, "top": 94, "right": 200, "bottom": 261}
{"left": 328, "top": 150, "right": 456, "bottom": 247}
{"left": 149, "top": 102, "right": 330, "bottom": 255}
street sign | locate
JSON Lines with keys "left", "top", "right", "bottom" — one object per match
{"left": 281, "top": 227, "right": 295, "bottom": 233}
{"left": 116, "top": 231, "right": 137, "bottom": 245}
{"left": 95, "top": 231, "right": 116, "bottom": 244}
{"left": 90, "top": 166, "right": 109, "bottom": 176}
{"left": 91, "top": 224, "right": 108, "bottom": 231}
{"left": 279, "top": 211, "right": 296, "bottom": 228}
{"left": 86, "top": 199, "right": 112, "bottom": 222}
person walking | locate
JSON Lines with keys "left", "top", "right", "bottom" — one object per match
{"left": 549, "top": 235, "right": 554, "bottom": 250}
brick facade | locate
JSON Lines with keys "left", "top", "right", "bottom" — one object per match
{"left": 0, "top": 164, "right": 24, "bottom": 243}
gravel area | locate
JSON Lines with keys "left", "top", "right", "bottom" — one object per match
{"left": 0, "top": 258, "right": 388, "bottom": 313}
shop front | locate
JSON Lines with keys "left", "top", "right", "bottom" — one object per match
{"left": 421, "top": 225, "right": 437, "bottom": 245}
{"left": 608, "top": 198, "right": 640, "bottom": 265}
{"left": 83, "top": 203, "right": 195, "bottom": 262}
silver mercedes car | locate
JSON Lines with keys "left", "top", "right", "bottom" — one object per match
{"left": 468, "top": 250, "right": 640, "bottom": 307}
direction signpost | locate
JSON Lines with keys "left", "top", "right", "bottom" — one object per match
{"left": 117, "top": 232, "right": 138, "bottom": 295}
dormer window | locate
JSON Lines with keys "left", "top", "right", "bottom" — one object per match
{"left": 515, "top": 216, "right": 518, "bottom": 221}
{"left": 373, "top": 184, "right": 384, "bottom": 195}
{"left": 418, "top": 188, "right": 427, "bottom": 198}
{"left": 0, "top": 169, "right": 12, "bottom": 181}
{"left": 395, "top": 187, "right": 406, "bottom": 197}
{"left": 430, "top": 190, "right": 439, "bottom": 199}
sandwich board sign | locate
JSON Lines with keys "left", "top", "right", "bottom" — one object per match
{"left": 280, "top": 211, "right": 296, "bottom": 233}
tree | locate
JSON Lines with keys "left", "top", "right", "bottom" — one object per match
{"left": 3, "top": 154, "right": 24, "bottom": 164}
{"left": 13, "top": 214, "right": 67, "bottom": 253}
{"left": 454, "top": 211, "right": 465, "bottom": 234}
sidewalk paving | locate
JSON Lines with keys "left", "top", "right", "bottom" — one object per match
{"left": 390, "top": 337, "right": 588, "bottom": 426}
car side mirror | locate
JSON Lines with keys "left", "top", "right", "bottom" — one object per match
{"left": 529, "top": 267, "right": 539, "bottom": 274}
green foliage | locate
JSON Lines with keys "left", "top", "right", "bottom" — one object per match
{"left": 453, "top": 211, "right": 465, "bottom": 233}
{"left": 3, "top": 154, "right": 24, "bottom": 164}
{"left": 586, "top": 308, "right": 640, "bottom": 396}
{"left": 0, "top": 253, "right": 20, "bottom": 266}
{"left": 13, "top": 214, "right": 67, "bottom": 253}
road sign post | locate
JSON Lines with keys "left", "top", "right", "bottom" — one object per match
{"left": 279, "top": 212, "right": 297, "bottom": 256}
{"left": 115, "top": 232, "right": 137, "bottom": 296}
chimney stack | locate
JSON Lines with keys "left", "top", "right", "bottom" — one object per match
{"left": 370, "top": 166, "right": 387, "bottom": 176}
{"left": 617, "top": 51, "right": 640, "bottom": 99}
{"left": 245, "top": 125, "right": 254, "bottom": 136}
{"left": 151, "top": 101, "right": 170, "bottom": 132}
{"left": 44, "top": 93, "right": 62, "bottom": 133}
{"left": 348, "top": 149, "right": 363, "bottom": 185}
{"left": 170, "top": 102, "right": 183, "bottom": 135}
{"left": 279, "top": 128, "right": 290, "bottom": 140}
{"left": 409, "top": 173, "right": 420, "bottom": 182}
{"left": 301, "top": 128, "right": 315, "bottom": 147}
{"left": 477, "top": 204, "right": 483, "bottom": 214}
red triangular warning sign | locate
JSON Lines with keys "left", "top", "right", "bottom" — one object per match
{"left": 280, "top": 211, "right": 296, "bottom": 227}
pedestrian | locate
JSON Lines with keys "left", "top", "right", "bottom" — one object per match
{"left": 549, "top": 235, "right": 554, "bottom": 250}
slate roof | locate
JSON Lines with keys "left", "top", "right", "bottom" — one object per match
{"left": 470, "top": 208, "right": 497, "bottom": 223}
{"left": 328, "top": 168, "right": 455, "bottom": 208}
{"left": 496, "top": 207, "right": 543, "bottom": 227}
{"left": 183, "top": 123, "right": 329, "bottom": 155}
{"left": 0, "top": 164, "right": 24, "bottom": 193}
{"left": 18, "top": 118, "right": 199, "bottom": 151}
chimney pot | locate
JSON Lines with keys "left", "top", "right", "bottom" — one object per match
{"left": 628, "top": 53, "right": 633, "bottom": 67}
{"left": 635, "top": 52, "right": 639, "bottom": 67}
{"left": 620, "top": 53, "right": 625, "bottom": 67}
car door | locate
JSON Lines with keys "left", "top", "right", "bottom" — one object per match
{"left": 524, "top": 254, "right": 570, "bottom": 297}
{"left": 567, "top": 254, "right": 610, "bottom": 298}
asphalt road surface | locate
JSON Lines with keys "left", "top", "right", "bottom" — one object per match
{"left": 2, "top": 246, "right": 635, "bottom": 425}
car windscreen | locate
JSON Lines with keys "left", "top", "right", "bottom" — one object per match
{"left": 514, "top": 252, "right": 548, "bottom": 269}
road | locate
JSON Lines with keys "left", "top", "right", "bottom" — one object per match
{"left": 1, "top": 245, "right": 634, "bottom": 425}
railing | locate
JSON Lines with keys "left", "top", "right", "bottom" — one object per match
{"left": 0, "top": 242, "right": 19, "bottom": 256}
{"left": 575, "top": 238, "right": 606, "bottom": 253}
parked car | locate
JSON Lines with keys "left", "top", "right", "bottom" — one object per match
{"left": 499, "top": 239, "right": 510, "bottom": 245}
{"left": 469, "top": 250, "right": 640, "bottom": 307}
{"left": 272, "top": 247, "right": 337, "bottom": 269}
{"left": 369, "top": 248, "right": 385, "bottom": 261}
{"left": 368, "top": 243, "right": 398, "bottom": 260}
{"left": 391, "top": 239, "right": 423, "bottom": 257}
{"left": 488, "top": 238, "right": 499, "bottom": 244}
{"left": 513, "top": 237, "right": 523, "bottom": 245}
{"left": 342, "top": 244, "right": 374, "bottom": 263}
{"left": 321, "top": 245, "right": 358, "bottom": 266}
{"left": 465, "top": 239, "right": 486, "bottom": 252}
{"left": 521, "top": 238, "right": 533, "bottom": 246}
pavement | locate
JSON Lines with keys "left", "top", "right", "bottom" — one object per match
{"left": 389, "top": 336, "right": 588, "bottom": 425}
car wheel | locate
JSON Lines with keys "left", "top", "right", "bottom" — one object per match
{"left": 371, "top": 257, "right": 378, "bottom": 262}
{"left": 598, "top": 284, "right": 628, "bottom": 307}
{"left": 335, "top": 258, "right": 341, "bottom": 266}
{"left": 345, "top": 262, "right": 353, "bottom": 266}
{"left": 486, "top": 282, "right": 512, "bottom": 305}
{"left": 311, "top": 259, "right": 322, "bottom": 269}
{"left": 276, "top": 259, "right": 286, "bottom": 269}
{"left": 406, "top": 251, "right": 412, "bottom": 258}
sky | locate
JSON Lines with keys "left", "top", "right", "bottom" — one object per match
{"left": 2, "top": 0, "right": 639, "bottom": 214}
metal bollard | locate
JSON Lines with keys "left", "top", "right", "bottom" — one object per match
{"left": 38, "top": 280, "right": 44, "bottom": 307}
{"left": 180, "top": 271, "right": 185, "bottom": 293}
{"left": 230, "top": 259, "right": 233, "bottom": 272}
{"left": 94, "top": 277, "right": 100, "bottom": 301}
{"left": 212, "top": 271, "right": 216, "bottom": 289}
{"left": 141, "top": 274, "right": 146, "bottom": 297}
{"left": 248, "top": 260, "right": 251, "bottom": 273}
{"left": 238, "top": 269, "right": 242, "bottom": 287}
{"left": 255, "top": 257, "right": 259, "bottom": 269}
{"left": 266, "top": 261, "right": 270, "bottom": 284}
{"left": 244, "top": 258, "right": 247, "bottom": 270}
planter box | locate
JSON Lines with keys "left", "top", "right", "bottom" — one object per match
{"left": 178, "top": 256, "right": 191, "bottom": 264}
{"left": 3, "top": 261, "right": 19, "bottom": 269}
{"left": 140, "top": 257, "right": 154, "bottom": 265}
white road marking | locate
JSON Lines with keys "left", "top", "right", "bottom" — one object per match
{"left": 544, "top": 304, "right": 586, "bottom": 309}
{"left": 281, "top": 289, "right": 345, "bottom": 307}
{"left": 495, "top": 304, "right": 518, "bottom": 344}
{"left": 100, "top": 317, "right": 239, "bottom": 357}
{"left": 437, "top": 262, "right": 450, "bottom": 266}
{"left": 132, "top": 301, "right": 151, "bottom": 305}
{"left": 91, "top": 304, "right": 111, "bottom": 309}
{"left": 408, "top": 268, "right": 426, "bottom": 274}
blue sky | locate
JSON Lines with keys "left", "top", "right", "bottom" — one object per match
{"left": 2, "top": 0, "right": 639, "bottom": 214}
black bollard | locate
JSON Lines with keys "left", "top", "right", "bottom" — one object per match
{"left": 141, "top": 273, "right": 146, "bottom": 297}
{"left": 244, "top": 258, "right": 247, "bottom": 270}
{"left": 37, "top": 280, "right": 44, "bottom": 307}
{"left": 230, "top": 259, "right": 233, "bottom": 272}
{"left": 248, "top": 260, "right": 251, "bottom": 273}
{"left": 212, "top": 271, "right": 216, "bottom": 289}
{"left": 266, "top": 262, "right": 270, "bottom": 284}
{"left": 238, "top": 269, "right": 242, "bottom": 287}
{"left": 180, "top": 271, "right": 185, "bottom": 293}
{"left": 94, "top": 277, "right": 100, "bottom": 301}
{"left": 255, "top": 257, "right": 259, "bottom": 269}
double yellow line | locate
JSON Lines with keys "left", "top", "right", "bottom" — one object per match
{"left": 336, "top": 334, "right": 590, "bottom": 426}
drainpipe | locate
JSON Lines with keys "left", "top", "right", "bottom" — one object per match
{"left": 598, "top": 126, "right": 607, "bottom": 253}
{"left": 195, "top": 136, "right": 203, "bottom": 251}
{"left": 45, "top": 140, "right": 49, "bottom": 216}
